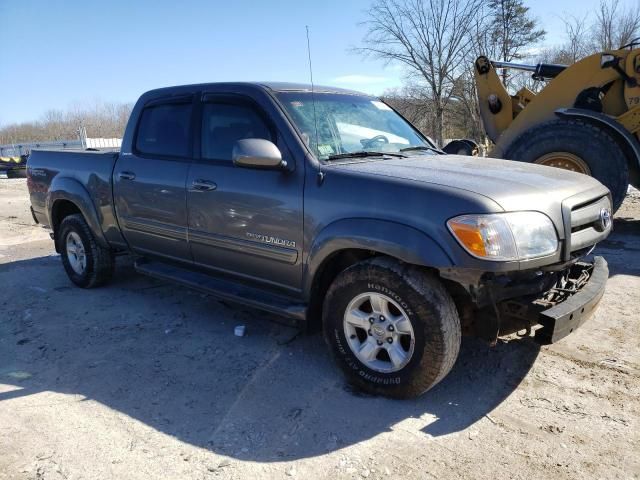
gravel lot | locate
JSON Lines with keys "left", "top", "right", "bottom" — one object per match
{"left": 1, "top": 178, "right": 639, "bottom": 480}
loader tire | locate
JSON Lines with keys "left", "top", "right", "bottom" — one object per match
{"left": 504, "top": 119, "right": 629, "bottom": 211}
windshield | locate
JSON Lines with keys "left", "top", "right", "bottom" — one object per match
{"left": 275, "top": 92, "right": 435, "bottom": 160}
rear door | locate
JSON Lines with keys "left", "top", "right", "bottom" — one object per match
{"left": 113, "top": 96, "right": 195, "bottom": 261}
{"left": 186, "top": 92, "right": 304, "bottom": 292}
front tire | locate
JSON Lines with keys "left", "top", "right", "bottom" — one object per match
{"left": 58, "top": 214, "right": 114, "bottom": 288}
{"left": 504, "top": 119, "right": 629, "bottom": 211}
{"left": 323, "top": 257, "right": 461, "bottom": 399}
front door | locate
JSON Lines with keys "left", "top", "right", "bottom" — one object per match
{"left": 186, "top": 94, "right": 304, "bottom": 293}
{"left": 113, "top": 96, "right": 194, "bottom": 261}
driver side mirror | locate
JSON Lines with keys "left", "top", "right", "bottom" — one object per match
{"left": 232, "top": 138, "right": 287, "bottom": 170}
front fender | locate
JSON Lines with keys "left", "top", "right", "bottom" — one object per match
{"left": 47, "top": 176, "right": 109, "bottom": 248}
{"left": 303, "top": 218, "right": 453, "bottom": 297}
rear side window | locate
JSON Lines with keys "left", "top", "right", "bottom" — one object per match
{"left": 201, "top": 102, "right": 273, "bottom": 161}
{"left": 135, "top": 102, "right": 192, "bottom": 157}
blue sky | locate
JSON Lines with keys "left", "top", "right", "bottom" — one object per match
{"left": 0, "top": 0, "right": 637, "bottom": 125}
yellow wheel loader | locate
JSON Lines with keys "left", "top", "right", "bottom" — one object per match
{"left": 475, "top": 40, "right": 640, "bottom": 211}
{"left": 0, "top": 155, "right": 28, "bottom": 178}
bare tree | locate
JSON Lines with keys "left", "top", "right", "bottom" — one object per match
{"left": 544, "top": 3, "right": 640, "bottom": 67}
{"left": 594, "top": 0, "right": 617, "bottom": 50}
{"left": 449, "top": 68, "right": 485, "bottom": 141}
{"left": 617, "top": 8, "right": 640, "bottom": 47}
{"left": 532, "top": 15, "right": 590, "bottom": 71}
{"left": 593, "top": 0, "right": 640, "bottom": 51}
{"left": 41, "top": 110, "right": 69, "bottom": 140}
{"left": 561, "top": 14, "right": 590, "bottom": 63}
{"left": 357, "top": 0, "right": 484, "bottom": 146}
{"left": 382, "top": 84, "right": 436, "bottom": 137}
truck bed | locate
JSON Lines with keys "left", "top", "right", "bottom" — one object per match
{"left": 28, "top": 149, "right": 119, "bottom": 229}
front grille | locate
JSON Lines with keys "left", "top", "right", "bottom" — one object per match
{"left": 564, "top": 195, "right": 611, "bottom": 259}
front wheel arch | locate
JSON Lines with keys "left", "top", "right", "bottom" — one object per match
{"left": 304, "top": 219, "right": 454, "bottom": 300}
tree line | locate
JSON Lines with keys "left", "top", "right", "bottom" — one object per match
{"left": 0, "top": 101, "right": 132, "bottom": 146}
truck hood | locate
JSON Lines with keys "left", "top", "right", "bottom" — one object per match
{"left": 328, "top": 154, "right": 609, "bottom": 213}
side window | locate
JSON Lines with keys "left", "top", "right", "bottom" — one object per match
{"left": 135, "top": 102, "right": 192, "bottom": 157}
{"left": 201, "top": 102, "right": 273, "bottom": 161}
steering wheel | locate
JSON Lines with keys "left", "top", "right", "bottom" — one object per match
{"left": 361, "top": 135, "right": 389, "bottom": 149}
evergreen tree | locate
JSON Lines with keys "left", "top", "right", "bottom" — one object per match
{"left": 487, "top": 0, "right": 546, "bottom": 85}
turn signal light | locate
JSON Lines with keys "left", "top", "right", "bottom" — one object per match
{"left": 447, "top": 221, "right": 487, "bottom": 257}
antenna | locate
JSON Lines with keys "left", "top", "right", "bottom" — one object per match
{"left": 306, "top": 25, "right": 324, "bottom": 183}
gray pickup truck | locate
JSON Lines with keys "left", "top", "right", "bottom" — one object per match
{"left": 27, "top": 82, "right": 612, "bottom": 398}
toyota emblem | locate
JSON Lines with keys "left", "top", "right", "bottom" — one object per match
{"left": 599, "top": 208, "right": 612, "bottom": 231}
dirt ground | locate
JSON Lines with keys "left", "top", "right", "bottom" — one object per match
{"left": 0, "top": 178, "right": 638, "bottom": 480}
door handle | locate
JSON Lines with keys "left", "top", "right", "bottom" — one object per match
{"left": 191, "top": 179, "right": 217, "bottom": 191}
{"left": 118, "top": 171, "right": 136, "bottom": 181}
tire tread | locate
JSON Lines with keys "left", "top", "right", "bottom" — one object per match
{"left": 323, "top": 257, "right": 461, "bottom": 398}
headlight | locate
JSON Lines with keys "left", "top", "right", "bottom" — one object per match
{"left": 447, "top": 212, "right": 558, "bottom": 261}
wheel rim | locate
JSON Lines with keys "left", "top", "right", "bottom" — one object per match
{"left": 66, "top": 231, "right": 87, "bottom": 275}
{"left": 343, "top": 292, "right": 415, "bottom": 373}
{"left": 535, "top": 152, "right": 591, "bottom": 175}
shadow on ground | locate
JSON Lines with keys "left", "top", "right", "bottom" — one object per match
{"left": 0, "top": 255, "right": 541, "bottom": 462}
{"left": 596, "top": 217, "right": 640, "bottom": 277}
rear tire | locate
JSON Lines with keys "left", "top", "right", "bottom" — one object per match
{"left": 504, "top": 119, "right": 629, "bottom": 211}
{"left": 58, "top": 214, "right": 114, "bottom": 288}
{"left": 322, "top": 257, "right": 461, "bottom": 399}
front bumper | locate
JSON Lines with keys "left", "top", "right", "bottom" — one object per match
{"left": 534, "top": 256, "right": 608, "bottom": 344}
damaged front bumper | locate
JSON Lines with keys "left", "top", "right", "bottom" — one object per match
{"left": 496, "top": 256, "right": 609, "bottom": 344}
{"left": 447, "top": 256, "right": 609, "bottom": 345}
{"left": 533, "top": 256, "right": 608, "bottom": 344}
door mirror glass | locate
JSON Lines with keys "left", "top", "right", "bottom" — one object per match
{"left": 232, "top": 138, "right": 285, "bottom": 169}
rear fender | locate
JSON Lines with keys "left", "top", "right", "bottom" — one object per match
{"left": 303, "top": 218, "right": 453, "bottom": 298}
{"left": 47, "top": 177, "right": 109, "bottom": 248}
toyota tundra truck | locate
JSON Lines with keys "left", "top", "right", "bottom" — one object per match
{"left": 27, "top": 82, "right": 612, "bottom": 398}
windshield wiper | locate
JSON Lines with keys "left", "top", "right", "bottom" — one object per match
{"left": 326, "top": 151, "right": 407, "bottom": 161}
{"left": 400, "top": 145, "right": 443, "bottom": 154}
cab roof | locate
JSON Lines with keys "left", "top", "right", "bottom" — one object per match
{"left": 141, "top": 81, "right": 370, "bottom": 99}
{"left": 256, "top": 82, "right": 367, "bottom": 96}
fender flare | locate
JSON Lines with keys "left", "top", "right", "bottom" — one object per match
{"left": 555, "top": 108, "right": 640, "bottom": 181}
{"left": 47, "top": 176, "right": 109, "bottom": 248}
{"left": 303, "top": 218, "right": 453, "bottom": 298}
